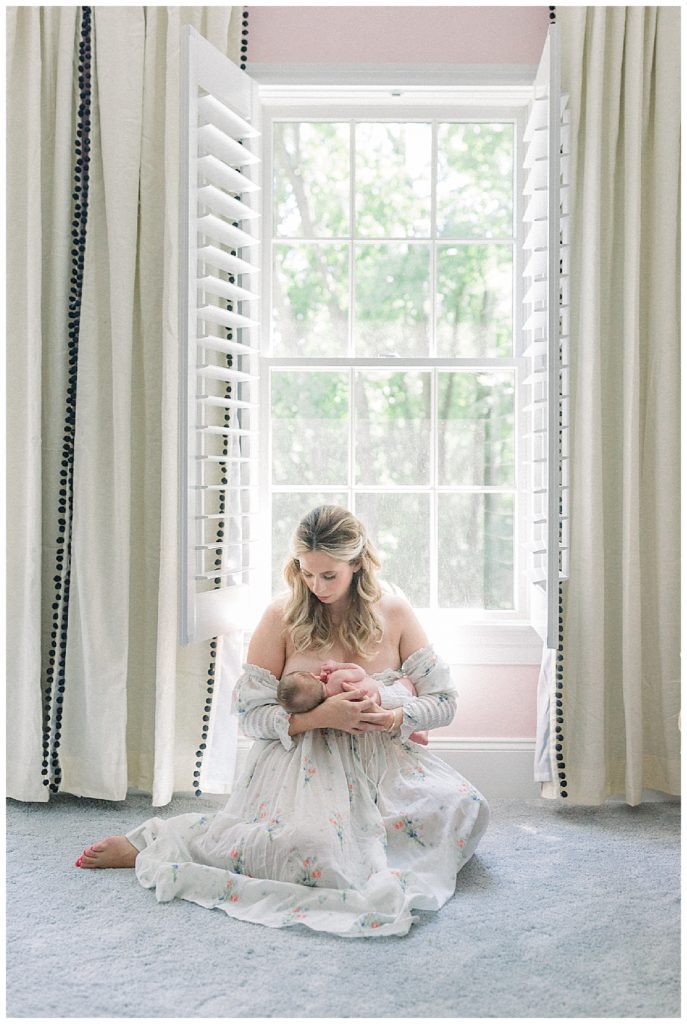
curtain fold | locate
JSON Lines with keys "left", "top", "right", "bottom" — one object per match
{"left": 533, "top": 647, "right": 554, "bottom": 785}
{"left": 60, "top": 7, "right": 145, "bottom": 800}
{"left": 6, "top": 7, "right": 80, "bottom": 802}
{"left": 7, "top": 7, "right": 242, "bottom": 806}
{"left": 557, "top": 6, "right": 680, "bottom": 805}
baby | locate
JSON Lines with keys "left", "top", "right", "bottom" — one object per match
{"left": 277, "top": 659, "right": 429, "bottom": 745}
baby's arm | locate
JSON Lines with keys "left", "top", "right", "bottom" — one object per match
{"left": 325, "top": 663, "right": 366, "bottom": 685}
{"left": 319, "top": 660, "right": 363, "bottom": 679}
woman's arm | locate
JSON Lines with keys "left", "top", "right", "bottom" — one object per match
{"left": 236, "top": 602, "right": 293, "bottom": 747}
{"left": 396, "top": 597, "right": 431, "bottom": 664}
{"left": 245, "top": 600, "right": 287, "bottom": 679}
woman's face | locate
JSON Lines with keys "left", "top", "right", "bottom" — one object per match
{"left": 298, "top": 550, "right": 358, "bottom": 611}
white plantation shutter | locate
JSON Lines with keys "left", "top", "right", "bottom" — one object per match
{"left": 179, "top": 26, "right": 261, "bottom": 644}
{"left": 522, "top": 23, "right": 570, "bottom": 649}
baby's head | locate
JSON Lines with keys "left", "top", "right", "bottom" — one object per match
{"left": 277, "top": 670, "right": 327, "bottom": 714}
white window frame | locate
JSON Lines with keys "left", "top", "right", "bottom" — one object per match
{"left": 257, "top": 84, "right": 543, "bottom": 665}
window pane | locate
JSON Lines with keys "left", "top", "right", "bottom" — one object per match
{"left": 273, "top": 122, "right": 349, "bottom": 237}
{"left": 272, "top": 492, "right": 348, "bottom": 595}
{"left": 438, "top": 494, "right": 514, "bottom": 609}
{"left": 437, "top": 244, "right": 513, "bottom": 357}
{"left": 354, "top": 243, "right": 430, "bottom": 357}
{"left": 437, "top": 123, "right": 513, "bottom": 239}
{"left": 355, "top": 371, "right": 430, "bottom": 486}
{"left": 355, "top": 493, "right": 429, "bottom": 606}
{"left": 438, "top": 371, "right": 515, "bottom": 487}
{"left": 271, "top": 371, "right": 349, "bottom": 485}
{"left": 273, "top": 243, "right": 348, "bottom": 357}
{"left": 355, "top": 123, "right": 431, "bottom": 237}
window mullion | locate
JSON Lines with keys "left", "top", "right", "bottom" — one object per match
{"left": 259, "top": 365, "right": 272, "bottom": 604}
{"left": 430, "top": 118, "right": 438, "bottom": 360}
{"left": 430, "top": 365, "right": 438, "bottom": 611}
{"left": 272, "top": 483, "right": 513, "bottom": 493}
{"left": 349, "top": 120, "right": 355, "bottom": 360}
{"left": 349, "top": 120, "right": 355, "bottom": 512}
{"left": 430, "top": 118, "right": 438, "bottom": 611}
{"left": 349, "top": 365, "right": 355, "bottom": 512}
{"left": 264, "top": 357, "right": 521, "bottom": 368}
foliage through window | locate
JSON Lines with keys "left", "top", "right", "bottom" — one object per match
{"left": 266, "top": 116, "right": 519, "bottom": 615}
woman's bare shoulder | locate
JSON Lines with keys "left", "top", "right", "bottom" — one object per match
{"left": 263, "top": 593, "right": 290, "bottom": 621}
{"left": 376, "top": 591, "right": 429, "bottom": 660}
{"left": 246, "top": 596, "right": 289, "bottom": 678}
{"left": 377, "top": 590, "right": 414, "bottom": 620}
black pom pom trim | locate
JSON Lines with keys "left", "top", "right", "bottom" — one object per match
{"left": 554, "top": 580, "right": 568, "bottom": 798}
{"left": 41, "top": 5, "right": 93, "bottom": 796}
{"left": 240, "top": 7, "right": 249, "bottom": 70}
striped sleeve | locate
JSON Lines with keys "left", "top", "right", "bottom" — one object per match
{"left": 393, "top": 646, "right": 458, "bottom": 741}
{"left": 231, "top": 664, "right": 294, "bottom": 751}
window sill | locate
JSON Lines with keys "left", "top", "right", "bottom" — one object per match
{"left": 415, "top": 613, "right": 544, "bottom": 666}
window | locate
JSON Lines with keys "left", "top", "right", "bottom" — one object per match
{"left": 259, "top": 94, "right": 540, "bottom": 656}
{"left": 177, "top": 37, "right": 561, "bottom": 663}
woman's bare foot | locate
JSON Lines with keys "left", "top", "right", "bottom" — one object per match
{"left": 75, "top": 835, "right": 138, "bottom": 869}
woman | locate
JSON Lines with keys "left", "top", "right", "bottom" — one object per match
{"left": 76, "top": 506, "right": 490, "bottom": 937}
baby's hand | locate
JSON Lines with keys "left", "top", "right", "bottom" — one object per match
{"left": 317, "top": 659, "right": 334, "bottom": 681}
{"left": 319, "top": 658, "right": 360, "bottom": 681}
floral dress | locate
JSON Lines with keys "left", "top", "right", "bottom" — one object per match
{"left": 126, "top": 646, "right": 490, "bottom": 938}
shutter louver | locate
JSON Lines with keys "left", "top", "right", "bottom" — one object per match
{"left": 522, "top": 25, "right": 569, "bottom": 649}
{"left": 179, "top": 26, "right": 261, "bottom": 644}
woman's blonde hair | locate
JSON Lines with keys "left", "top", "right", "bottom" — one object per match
{"left": 283, "top": 505, "right": 383, "bottom": 658}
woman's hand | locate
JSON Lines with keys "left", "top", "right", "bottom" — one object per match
{"left": 316, "top": 691, "right": 391, "bottom": 734}
{"left": 342, "top": 677, "right": 381, "bottom": 704}
{"left": 356, "top": 707, "right": 395, "bottom": 733}
{"left": 288, "top": 693, "right": 397, "bottom": 736}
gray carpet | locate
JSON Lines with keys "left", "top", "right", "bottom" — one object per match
{"left": 5, "top": 793, "right": 681, "bottom": 1018}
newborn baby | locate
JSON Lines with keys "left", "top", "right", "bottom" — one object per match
{"left": 277, "top": 660, "right": 429, "bottom": 745}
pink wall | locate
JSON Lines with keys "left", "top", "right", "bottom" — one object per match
{"left": 247, "top": 6, "right": 549, "bottom": 65}
{"left": 437, "top": 665, "right": 538, "bottom": 739}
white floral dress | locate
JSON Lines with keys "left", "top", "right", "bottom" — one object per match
{"left": 126, "top": 646, "right": 490, "bottom": 938}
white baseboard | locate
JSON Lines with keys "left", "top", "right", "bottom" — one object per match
{"left": 134, "top": 741, "right": 679, "bottom": 805}
{"left": 426, "top": 737, "right": 541, "bottom": 800}
{"left": 231, "top": 736, "right": 541, "bottom": 801}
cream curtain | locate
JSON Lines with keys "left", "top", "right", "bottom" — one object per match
{"left": 7, "top": 7, "right": 242, "bottom": 805}
{"left": 555, "top": 7, "right": 680, "bottom": 805}
{"left": 7, "top": 7, "right": 79, "bottom": 803}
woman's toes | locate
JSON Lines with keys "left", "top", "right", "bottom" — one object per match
{"left": 74, "top": 835, "right": 137, "bottom": 869}
{"left": 75, "top": 857, "right": 83, "bottom": 868}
